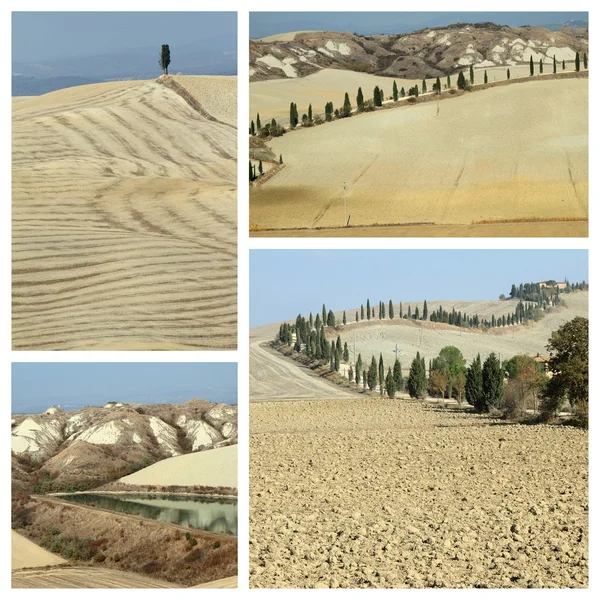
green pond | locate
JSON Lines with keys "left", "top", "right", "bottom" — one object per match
{"left": 58, "top": 493, "right": 237, "bottom": 535}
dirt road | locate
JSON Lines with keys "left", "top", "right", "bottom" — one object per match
{"left": 250, "top": 334, "right": 357, "bottom": 401}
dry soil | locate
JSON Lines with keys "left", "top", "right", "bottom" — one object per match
{"left": 250, "top": 398, "right": 588, "bottom": 588}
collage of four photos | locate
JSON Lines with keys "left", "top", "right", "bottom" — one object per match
{"left": 9, "top": 9, "right": 590, "bottom": 591}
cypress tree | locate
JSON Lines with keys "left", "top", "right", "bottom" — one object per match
{"left": 343, "top": 92, "right": 352, "bottom": 117}
{"left": 562, "top": 59, "right": 565, "bottom": 70}
{"left": 466, "top": 354, "right": 483, "bottom": 409}
{"left": 366, "top": 299, "right": 371, "bottom": 320}
{"left": 379, "top": 353, "right": 385, "bottom": 395}
{"left": 400, "top": 86, "right": 405, "bottom": 98}
{"left": 256, "top": 113, "right": 261, "bottom": 131}
{"left": 386, "top": 367, "right": 396, "bottom": 398}
{"left": 393, "top": 80, "right": 398, "bottom": 101}
{"left": 575, "top": 52, "right": 580, "bottom": 72}
{"left": 327, "top": 310, "right": 336, "bottom": 327}
{"left": 363, "top": 370, "right": 367, "bottom": 389}
{"left": 422, "top": 78, "right": 427, "bottom": 94}
{"left": 308, "top": 103, "right": 313, "bottom": 123}
{"left": 435, "top": 76, "right": 441, "bottom": 93}
{"left": 481, "top": 353, "right": 504, "bottom": 411}
{"left": 469, "top": 64, "right": 474, "bottom": 85}
{"left": 381, "top": 302, "right": 385, "bottom": 319}
{"left": 357, "top": 87, "right": 364, "bottom": 112}
{"left": 322, "top": 304, "right": 327, "bottom": 326}
{"left": 407, "top": 352, "right": 427, "bottom": 399}
{"left": 361, "top": 305, "right": 364, "bottom": 320}
{"left": 355, "top": 311, "right": 359, "bottom": 323}
{"left": 484, "top": 70, "right": 488, "bottom": 84}
{"left": 343, "top": 342, "right": 349, "bottom": 363}
{"left": 393, "top": 358, "right": 403, "bottom": 391}
{"left": 539, "top": 58, "right": 543, "bottom": 74}
{"left": 356, "top": 354, "right": 363, "bottom": 385}
{"left": 250, "top": 120, "right": 255, "bottom": 135}
{"left": 507, "top": 68, "right": 510, "bottom": 80}
{"left": 446, "top": 74, "right": 451, "bottom": 89}
{"left": 373, "top": 86, "right": 382, "bottom": 107}
{"left": 389, "top": 300, "right": 394, "bottom": 319}
{"left": 423, "top": 300, "right": 428, "bottom": 321}
{"left": 279, "top": 154, "right": 283, "bottom": 164}
{"left": 457, "top": 71, "right": 466, "bottom": 89}
{"left": 583, "top": 53, "right": 587, "bottom": 69}
{"left": 249, "top": 160, "right": 254, "bottom": 182}
{"left": 399, "top": 302, "right": 403, "bottom": 319}
{"left": 343, "top": 310, "right": 347, "bottom": 325}
{"left": 553, "top": 55, "right": 557, "bottom": 74}
{"left": 258, "top": 160, "right": 263, "bottom": 175}
{"left": 368, "top": 356, "right": 377, "bottom": 390}
{"left": 530, "top": 55, "right": 534, "bottom": 76}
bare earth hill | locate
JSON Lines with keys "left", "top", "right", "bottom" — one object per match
{"left": 11, "top": 400, "right": 238, "bottom": 489}
{"left": 250, "top": 24, "right": 588, "bottom": 81}
{"left": 12, "top": 76, "right": 237, "bottom": 350}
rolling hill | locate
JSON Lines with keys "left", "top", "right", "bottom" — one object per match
{"left": 12, "top": 75, "right": 237, "bottom": 350}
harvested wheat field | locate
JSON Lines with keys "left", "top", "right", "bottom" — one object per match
{"left": 334, "top": 292, "right": 588, "bottom": 372}
{"left": 12, "top": 530, "right": 67, "bottom": 570}
{"left": 250, "top": 398, "right": 588, "bottom": 588}
{"left": 250, "top": 78, "right": 587, "bottom": 235}
{"left": 250, "top": 65, "right": 534, "bottom": 126}
{"left": 12, "top": 75, "right": 237, "bottom": 350}
{"left": 12, "top": 566, "right": 179, "bottom": 588}
{"left": 120, "top": 444, "right": 238, "bottom": 488}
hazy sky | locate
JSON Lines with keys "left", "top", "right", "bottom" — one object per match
{"left": 250, "top": 250, "right": 588, "bottom": 327}
{"left": 12, "top": 12, "right": 236, "bottom": 63}
{"left": 250, "top": 12, "right": 588, "bottom": 38}
{"left": 12, "top": 363, "right": 237, "bottom": 413}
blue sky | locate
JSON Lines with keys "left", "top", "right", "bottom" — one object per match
{"left": 12, "top": 363, "right": 237, "bottom": 413}
{"left": 250, "top": 250, "right": 588, "bottom": 327}
{"left": 250, "top": 12, "right": 587, "bottom": 38}
{"left": 13, "top": 12, "right": 236, "bottom": 62}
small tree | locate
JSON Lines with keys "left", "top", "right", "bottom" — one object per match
{"left": 393, "top": 80, "right": 398, "bottom": 101}
{"left": 407, "top": 353, "right": 427, "bottom": 399}
{"left": 422, "top": 78, "right": 427, "bottom": 94}
{"left": 308, "top": 104, "right": 313, "bottom": 123}
{"left": 507, "top": 68, "right": 510, "bottom": 80}
{"left": 562, "top": 59, "right": 566, "bottom": 70}
{"left": 393, "top": 358, "right": 403, "bottom": 391}
{"left": 386, "top": 367, "right": 396, "bottom": 398}
{"left": 530, "top": 55, "right": 534, "bottom": 76}
{"left": 553, "top": 55, "right": 557, "bottom": 74}
{"left": 466, "top": 354, "right": 483, "bottom": 409}
{"left": 256, "top": 113, "right": 261, "bottom": 131}
{"left": 446, "top": 74, "right": 451, "bottom": 89}
{"left": 575, "top": 52, "right": 580, "bottom": 72}
{"left": 342, "top": 92, "right": 352, "bottom": 117}
{"left": 250, "top": 120, "right": 255, "bottom": 136}
{"left": 539, "top": 58, "right": 543, "bottom": 74}
{"left": 357, "top": 87, "right": 364, "bottom": 112}
{"left": 400, "top": 86, "right": 405, "bottom": 98}
{"left": 583, "top": 52, "right": 588, "bottom": 69}
{"left": 469, "top": 64, "right": 474, "bottom": 85}
{"left": 159, "top": 44, "right": 171, "bottom": 75}
{"left": 279, "top": 154, "right": 283, "bottom": 165}
{"left": 484, "top": 70, "right": 488, "bottom": 84}
{"left": 482, "top": 353, "right": 504, "bottom": 411}
{"left": 457, "top": 71, "right": 466, "bottom": 90}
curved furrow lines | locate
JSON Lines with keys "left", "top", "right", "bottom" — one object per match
{"left": 12, "top": 79, "right": 237, "bottom": 350}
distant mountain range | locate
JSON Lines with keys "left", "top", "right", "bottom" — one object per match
{"left": 12, "top": 40, "right": 237, "bottom": 96}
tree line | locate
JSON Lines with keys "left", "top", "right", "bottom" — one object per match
{"left": 250, "top": 53, "right": 588, "bottom": 138}
{"left": 276, "top": 313, "right": 588, "bottom": 426}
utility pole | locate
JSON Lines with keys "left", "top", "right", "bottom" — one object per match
{"left": 343, "top": 182, "right": 347, "bottom": 226}
{"left": 393, "top": 343, "right": 399, "bottom": 361}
